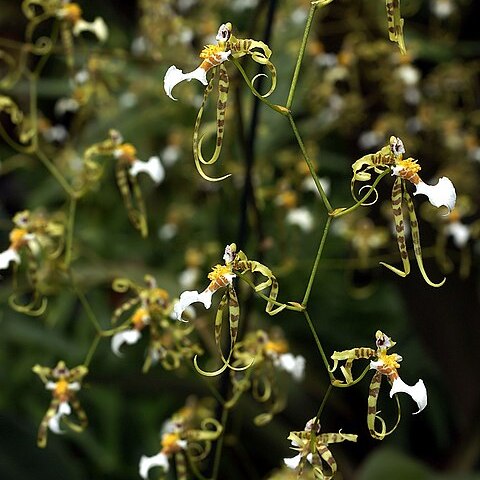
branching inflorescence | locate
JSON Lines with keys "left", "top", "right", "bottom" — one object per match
{"left": 0, "top": 1, "right": 467, "bottom": 479}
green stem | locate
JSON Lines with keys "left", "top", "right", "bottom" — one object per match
{"left": 64, "top": 197, "right": 77, "bottom": 267}
{"left": 211, "top": 408, "right": 229, "bottom": 480}
{"left": 286, "top": 4, "right": 317, "bottom": 109}
{"left": 314, "top": 384, "right": 332, "bottom": 428}
{"left": 231, "top": 58, "right": 288, "bottom": 116}
{"left": 332, "top": 169, "right": 390, "bottom": 218}
{"left": 288, "top": 113, "right": 332, "bottom": 212}
{"left": 302, "top": 216, "right": 331, "bottom": 306}
{"left": 36, "top": 149, "right": 76, "bottom": 197}
{"left": 303, "top": 310, "right": 333, "bottom": 380}
{"left": 70, "top": 276, "right": 103, "bottom": 334}
{"left": 84, "top": 334, "right": 101, "bottom": 367}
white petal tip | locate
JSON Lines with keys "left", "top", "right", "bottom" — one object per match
{"left": 129, "top": 156, "right": 165, "bottom": 184}
{"left": 414, "top": 177, "right": 456, "bottom": 212}
{"left": 111, "top": 329, "right": 142, "bottom": 356}
{"left": 0, "top": 248, "right": 20, "bottom": 270}
{"left": 390, "top": 377, "right": 427, "bottom": 414}
{"left": 164, "top": 65, "right": 207, "bottom": 100}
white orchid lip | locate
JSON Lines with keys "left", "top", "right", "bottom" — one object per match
{"left": 48, "top": 401, "right": 72, "bottom": 434}
{"left": 129, "top": 156, "right": 165, "bottom": 184}
{"left": 414, "top": 177, "right": 456, "bottom": 212}
{"left": 139, "top": 452, "right": 170, "bottom": 479}
{"left": 111, "top": 329, "right": 142, "bottom": 356}
{"left": 390, "top": 376, "right": 427, "bottom": 414}
{"left": 275, "top": 353, "right": 306, "bottom": 382}
{"left": 173, "top": 289, "right": 214, "bottom": 321}
{"left": 0, "top": 247, "right": 21, "bottom": 270}
{"left": 284, "top": 452, "right": 303, "bottom": 470}
{"left": 446, "top": 221, "right": 470, "bottom": 248}
{"left": 73, "top": 17, "right": 108, "bottom": 42}
{"left": 164, "top": 66, "right": 208, "bottom": 101}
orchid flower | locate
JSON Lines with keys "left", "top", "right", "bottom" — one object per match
{"left": 164, "top": 23, "right": 277, "bottom": 181}
{"left": 351, "top": 135, "right": 457, "bottom": 287}
{"left": 330, "top": 330, "right": 427, "bottom": 440}
{"left": 57, "top": 3, "right": 108, "bottom": 42}
{"left": 284, "top": 418, "right": 357, "bottom": 480}
{"left": 33, "top": 361, "right": 88, "bottom": 447}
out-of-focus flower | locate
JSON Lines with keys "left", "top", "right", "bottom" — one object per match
{"left": 57, "top": 3, "right": 108, "bottom": 42}
{"left": 284, "top": 417, "right": 357, "bottom": 479}
{"left": 32, "top": 361, "right": 88, "bottom": 447}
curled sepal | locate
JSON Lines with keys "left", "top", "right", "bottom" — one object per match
{"left": 386, "top": 0, "right": 407, "bottom": 54}
{"left": 247, "top": 46, "right": 277, "bottom": 98}
{"left": 9, "top": 291, "right": 47, "bottom": 317}
{"left": 185, "top": 418, "right": 223, "bottom": 443}
{"left": 0, "top": 96, "right": 24, "bottom": 125}
{"left": 330, "top": 347, "right": 375, "bottom": 385}
{"left": 112, "top": 277, "right": 134, "bottom": 293}
{"left": 235, "top": 254, "right": 286, "bottom": 315}
{"left": 367, "top": 372, "right": 402, "bottom": 440}
{"left": 404, "top": 188, "right": 445, "bottom": 287}
{"left": 192, "top": 73, "right": 230, "bottom": 182}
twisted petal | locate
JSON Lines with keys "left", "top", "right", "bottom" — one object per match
{"left": 390, "top": 376, "right": 427, "bottom": 414}
{"left": 48, "top": 401, "right": 71, "bottom": 434}
{"left": 139, "top": 452, "right": 169, "bottom": 479}
{"left": 414, "top": 177, "right": 456, "bottom": 212}
{"left": 129, "top": 156, "right": 165, "bottom": 184}
{"left": 164, "top": 66, "right": 208, "bottom": 101}
{"left": 111, "top": 329, "right": 142, "bottom": 356}
{"left": 276, "top": 353, "right": 306, "bottom": 382}
{"left": 173, "top": 289, "right": 213, "bottom": 320}
{"left": 73, "top": 17, "right": 108, "bottom": 42}
{"left": 0, "top": 247, "right": 20, "bottom": 270}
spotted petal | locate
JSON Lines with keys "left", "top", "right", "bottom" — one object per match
{"left": 390, "top": 376, "right": 427, "bottom": 414}
{"left": 129, "top": 156, "right": 165, "bottom": 184}
{"left": 164, "top": 66, "right": 208, "bottom": 101}
{"left": 414, "top": 177, "right": 456, "bottom": 212}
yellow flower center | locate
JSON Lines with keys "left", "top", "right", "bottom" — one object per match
{"left": 265, "top": 340, "right": 288, "bottom": 355}
{"left": 200, "top": 44, "right": 225, "bottom": 59}
{"left": 132, "top": 308, "right": 149, "bottom": 328}
{"left": 395, "top": 158, "right": 421, "bottom": 174}
{"left": 9, "top": 228, "right": 27, "bottom": 250}
{"left": 377, "top": 351, "right": 401, "bottom": 370}
{"left": 161, "top": 432, "right": 182, "bottom": 454}
{"left": 63, "top": 3, "right": 82, "bottom": 22}
{"left": 117, "top": 143, "right": 137, "bottom": 163}
{"left": 208, "top": 264, "right": 233, "bottom": 281}
{"left": 54, "top": 378, "right": 70, "bottom": 397}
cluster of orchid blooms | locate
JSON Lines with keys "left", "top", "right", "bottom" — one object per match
{"left": 0, "top": 2, "right": 471, "bottom": 479}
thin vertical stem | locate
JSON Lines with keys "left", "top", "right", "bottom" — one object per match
{"left": 315, "top": 384, "right": 332, "bottom": 424}
{"left": 211, "top": 408, "right": 229, "bottom": 480}
{"left": 286, "top": 4, "right": 317, "bottom": 109}
{"left": 288, "top": 114, "right": 332, "bottom": 212}
{"left": 84, "top": 334, "right": 101, "bottom": 367}
{"left": 64, "top": 197, "right": 77, "bottom": 267}
{"left": 303, "top": 310, "right": 334, "bottom": 381}
{"left": 302, "top": 216, "right": 331, "bottom": 306}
